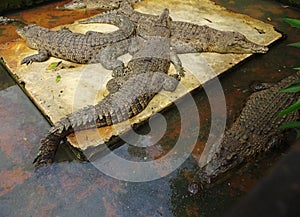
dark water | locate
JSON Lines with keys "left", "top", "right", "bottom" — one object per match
{"left": 0, "top": 0, "right": 299, "bottom": 216}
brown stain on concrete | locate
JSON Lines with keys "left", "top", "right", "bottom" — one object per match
{"left": 0, "top": 168, "right": 31, "bottom": 196}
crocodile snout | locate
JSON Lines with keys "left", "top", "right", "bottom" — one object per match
{"left": 251, "top": 44, "right": 268, "bottom": 53}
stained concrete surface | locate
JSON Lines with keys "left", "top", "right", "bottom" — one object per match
{"left": 0, "top": 0, "right": 281, "bottom": 152}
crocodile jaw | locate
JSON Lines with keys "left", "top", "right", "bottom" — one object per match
{"left": 16, "top": 24, "right": 42, "bottom": 50}
{"left": 226, "top": 40, "right": 268, "bottom": 54}
{"left": 210, "top": 31, "right": 268, "bottom": 54}
{"left": 16, "top": 26, "right": 26, "bottom": 39}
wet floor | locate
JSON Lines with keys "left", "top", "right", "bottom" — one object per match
{"left": 0, "top": 0, "right": 299, "bottom": 216}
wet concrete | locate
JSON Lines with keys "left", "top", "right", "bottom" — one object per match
{"left": 0, "top": 0, "right": 299, "bottom": 217}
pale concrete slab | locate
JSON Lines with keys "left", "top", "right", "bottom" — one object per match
{"left": 0, "top": 0, "right": 281, "bottom": 153}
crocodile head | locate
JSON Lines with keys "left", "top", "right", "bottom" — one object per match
{"left": 188, "top": 136, "right": 243, "bottom": 194}
{"left": 209, "top": 31, "right": 268, "bottom": 54}
{"left": 16, "top": 24, "right": 49, "bottom": 50}
{"left": 188, "top": 155, "right": 241, "bottom": 194}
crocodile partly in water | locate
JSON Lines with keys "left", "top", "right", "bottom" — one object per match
{"left": 77, "top": 0, "right": 268, "bottom": 54}
{"left": 16, "top": 12, "right": 134, "bottom": 65}
{"left": 188, "top": 72, "right": 300, "bottom": 194}
{"left": 33, "top": 8, "right": 184, "bottom": 169}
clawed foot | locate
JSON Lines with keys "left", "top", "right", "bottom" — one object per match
{"left": 112, "top": 65, "right": 125, "bottom": 77}
{"left": 20, "top": 52, "right": 49, "bottom": 65}
{"left": 178, "top": 67, "right": 185, "bottom": 78}
{"left": 21, "top": 57, "right": 33, "bottom": 65}
{"left": 169, "top": 73, "right": 182, "bottom": 81}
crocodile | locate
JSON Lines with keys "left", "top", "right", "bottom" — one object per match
{"left": 16, "top": 12, "right": 135, "bottom": 65}
{"left": 33, "top": 8, "right": 184, "bottom": 169}
{"left": 188, "top": 72, "right": 300, "bottom": 194}
{"left": 78, "top": 0, "right": 268, "bottom": 54}
{"left": 56, "top": 0, "right": 141, "bottom": 10}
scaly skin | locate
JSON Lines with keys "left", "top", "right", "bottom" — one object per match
{"left": 188, "top": 72, "right": 300, "bottom": 194}
{"left": 79, "top": 0, "right": 268, "bottom": 54}
{"left": 56, "top": 0, "right": 97, "bottom": 10}
{"left": 34, "top": 8, "right": 183, "bottom": 169}
{"left": 56, "top": 0, "right": 141, "bottom": 10}
{"left": 16, "top": 12, "right": 134, "bottom": 64}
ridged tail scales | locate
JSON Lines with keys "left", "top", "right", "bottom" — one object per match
{"left": 83, "top": 12, "right": 135, "bottom": 47}
{"left": 34, "top": 72, "right": 179, "bottom": 169}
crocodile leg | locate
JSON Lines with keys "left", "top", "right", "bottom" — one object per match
{"left": 21, "top": 49, "right": 50, "bottom": 65}
{"left": 93, "top": 38, "right": 133, "bottom": 76}
{"left": 170, "top": 50, "right": 185, "bottom": 78}
{"left": 162, "top": 73, "right": 180, "bottom": 92}
{"left": 106, "top": 76, "right": 129, "bottom": 93}
{"left": 106, "top": 70, "right": 180, "bottom": 94}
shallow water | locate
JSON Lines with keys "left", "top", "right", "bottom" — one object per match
{"left": 0, "top": 0, "right": 299, "bottom": 216}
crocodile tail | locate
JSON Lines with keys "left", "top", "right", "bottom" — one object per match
{"left": 32, "top": 92, "right": 147, "bottom": 170}
{"left": 94, "top": 92, "right": 155, "bottom": 127}
{"left": 81, "top": 12, "right": 135, "bottom": 47}
{"left": 93, "top": 73, "right": 176, "bottom": 129}
{"left": 79, "top": 10, "right": 129, "bottom": 26}
{"left": 94, "top": 72, "right": 177, "bottom": 126}
{"left": 33, "top": 133, "right": 60, "bottom": 170}
{"left": 33, "top": 73, "right": 168, "bottom": 169}
{"left": 33, "top": 118, "right": 74, "bottom": 170}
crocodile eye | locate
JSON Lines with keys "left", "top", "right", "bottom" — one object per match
{"left": 226, "top": 153, "right": 237, "bottom": 162}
